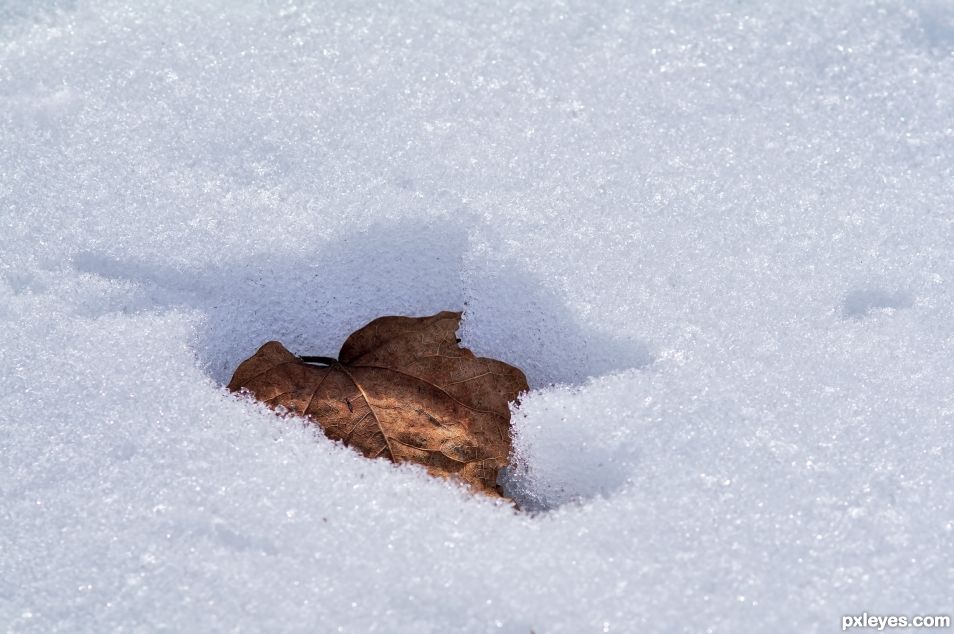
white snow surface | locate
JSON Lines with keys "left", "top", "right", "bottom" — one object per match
{"left": 2, "top": 1, "right": 954, "bottom": 632}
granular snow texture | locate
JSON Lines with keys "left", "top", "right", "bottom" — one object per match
{"left": 2, "top": 1, "right": 953, "bottom": 632}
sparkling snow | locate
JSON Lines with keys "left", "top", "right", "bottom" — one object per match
{"left": 2, "top": 1, "right": 953, "bottom": 632}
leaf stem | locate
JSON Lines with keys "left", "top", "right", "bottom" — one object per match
{"left": 299, "top": 355, "right": 339, "bottom": 366}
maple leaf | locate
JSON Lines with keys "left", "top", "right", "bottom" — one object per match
{"left": 227, "top": 311, "right": 529, "bottom": 497}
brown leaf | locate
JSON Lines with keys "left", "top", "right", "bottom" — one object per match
{"left": 227, "top": 311, "right": 529, "bottom": 497}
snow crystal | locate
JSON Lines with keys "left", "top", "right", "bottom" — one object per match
{"left": 2, "top": 0, "right": 953, "bottom": 632}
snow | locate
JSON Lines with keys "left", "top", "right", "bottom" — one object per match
{"left": 2, "top": 0, "right": 953, "bottom": 631}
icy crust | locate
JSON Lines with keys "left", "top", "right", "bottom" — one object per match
{"left": 2, "top": 0, "right": 954, "bottom": 632}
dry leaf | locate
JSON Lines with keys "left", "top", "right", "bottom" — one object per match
{"left": 227, "top": 311, "right": 529, "bottom": 497}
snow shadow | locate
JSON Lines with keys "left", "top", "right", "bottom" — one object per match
{"left": 500, "top": 443, "right": 636, "bottom": 513}
{"left": 842, "top": 288, "right": 914, "bottom": 318}
{"left": 73, "top": 218, "right": 650, "bottom": 387}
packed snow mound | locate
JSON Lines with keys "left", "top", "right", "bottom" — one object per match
{"left": 2, "top": 1, "right": 953, "bottom": 632}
